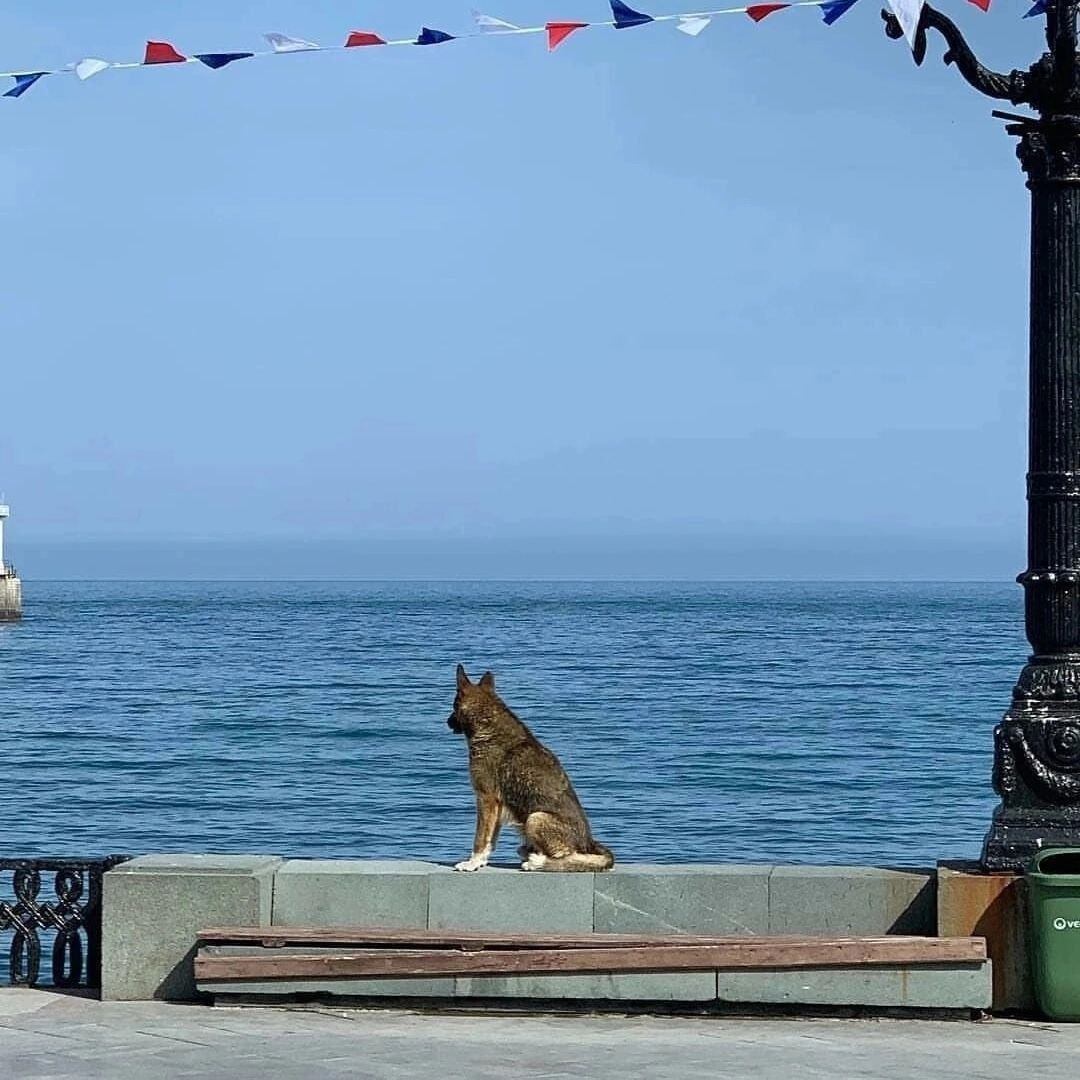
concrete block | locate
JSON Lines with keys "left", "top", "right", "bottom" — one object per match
{"left": 768, "top": 866, "right": 935, "bottom": 936}
{"left": 594, "top": 864, "right": 771, "bottom": 936}
{"left": 101, "top": 854, "right": 281, "bottom": 1002}
{"left": 428, "top": 867, "right": 594, "bottom": 933}
{"left": 205, "top": 978, "right": 454, "bottom": 998}
{"left": 273, "top": 860, "right": 444, "bottom": 928}
{"left": 715, "top": 962, "right": 992, "bottom": 1010}
{"left": 937, "top": 861, "right": 1033, "bottom": 1014}
{"left": 0, "top": 576, "right": 20, "bottom": 620}
{"left": 455, "top": 972, "right": 717, "bottom": 1001}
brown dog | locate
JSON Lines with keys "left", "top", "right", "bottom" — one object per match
{"left": 447, "top": 665, "right": 615, "bottom": 872}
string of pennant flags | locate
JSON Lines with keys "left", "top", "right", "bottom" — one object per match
{"left": 0, "top": 0, "right": 1037, "bottom": 100}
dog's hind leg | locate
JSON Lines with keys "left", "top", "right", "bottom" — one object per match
{"left": 521, "top": 812, "right": 615, "bottom": 871}
{"left": 520, "top": 812, "right": 574, "bottom": 871}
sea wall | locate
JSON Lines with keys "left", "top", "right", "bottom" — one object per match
{"left": 0, "top": 575, "right": 20, "bottom": 620}
{"left": 100, "top": 856, "right": 1005, "bottom": 1012}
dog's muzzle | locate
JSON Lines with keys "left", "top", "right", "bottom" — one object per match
{"left": 447, "top": 713, "right": 462, "bottom": 733}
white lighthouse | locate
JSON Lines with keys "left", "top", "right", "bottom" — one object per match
{"left": 0, "top": 501, "right": 22, "bottom": 620}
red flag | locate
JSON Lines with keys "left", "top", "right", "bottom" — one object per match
{"left": 546, "top": 21, "right": 589, "bottom": 50}
{"left": 745, "top": 4, "right": 789, "bottom": 20}
{"left": 144, "top": 41, "right": 187, "bottom": 65}
{"left": 345, "top": 31, "right": 387, "bottom": 47}
{"left": 967, "top": 0, "right": 990, "bottom": 9}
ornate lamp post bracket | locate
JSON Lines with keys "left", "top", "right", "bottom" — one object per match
{"left": 883, "top": 2, "right": 1080, "bottom": 869}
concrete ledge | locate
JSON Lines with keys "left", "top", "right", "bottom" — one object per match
{"left": 594, "top": 865, "right": 770, "bottom": 936}
{"left": 196, "top": 960, "right": 992, "bottom": 1009}
{"left": 107, "top": 857, "right": 989, "bottom": 1013}
{"left": 102, "top": 854, "right": 281, "bottom": 1001}
{"left": 428, "top": 866, "right": 595, "bottom": 933}
{"left": 273, "top": 860, "right": 443, "bottom": 929}
{"left": 454, "top": 972, "right": 718, "bottom": 1001}
{"left": 715, "top": 963, "right": 992, "bottom": 1010}
{"left": 768, "top": 866, "right": 936, "bottom": 936}
{"left": 195, "top": 962, "right": 992, "bottom": 1010}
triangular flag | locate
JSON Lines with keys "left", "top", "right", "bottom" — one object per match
{"left": 74, "top": 58, "right": 110, "bottom": 80}
{"left": 885, "top": 0, "right": 924, "bottom": 49}
{"left": 1024, "top": 0, "right": 1048, "bottom": 14}
{"left": 144, "top": 41, "right": 187, "bottom": 65}
{"left": 264, "top": 33, "right": 320, "bottom": 53}
{"left": 611, "top": 0, "right": 654, "bottom": 28}
{"left": 820, "top": 0, "right": 859, "bottom": 22}
{"left": 416, "top": 27, "right": 455, "bottom": 45}
{"left": 967, "top": 0, "right": 990, "bottom": 8}
{"left": 676, "top": 15, "right": 712, "bottom": 34}
{"left": 546, "top": 21, "right": 589, "bottom": 50}
{"left": 4, "top": 72, "right": 46, "bottom": 98}
{"left": 195, "top": 53, "right": 254, "bottom": 70}
{"left": 345, "top": 31, "right": 387, "bottom": 47}
{"left": 473, "top": 12, "right": 522, "bottom": 31}
{"left": 746, "top": 4, "right": 789, "bottom": 21}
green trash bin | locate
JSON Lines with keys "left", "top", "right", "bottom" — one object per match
{"left": 1028, "top": 848, "right": 1080, "bottom": 1020}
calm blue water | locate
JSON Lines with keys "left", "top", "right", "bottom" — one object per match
{"left": 0, "top": 581, "right": 1025, "bottom": 868}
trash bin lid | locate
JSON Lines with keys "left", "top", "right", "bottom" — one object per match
{"left": 1030, "top": 847, "right": 1080, "bottom": 878}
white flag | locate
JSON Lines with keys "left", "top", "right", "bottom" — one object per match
{"left": 676, "top": 16, "right": 712, "bottom": 35}
{"left": 885, "top": 0, "right": 924, "bottom": 50}
{"left": 263, "top": 32, "right": 321, "bottom": 53}
{"left": 472, "top": 11, "right": 521, "bottom": 31}
{"left": 74, "top": 58, "right": 110, "bottom": 80}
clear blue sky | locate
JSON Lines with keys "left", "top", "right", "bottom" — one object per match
{"left": 0, "top": 2, "right": 1041, "bottom": 578}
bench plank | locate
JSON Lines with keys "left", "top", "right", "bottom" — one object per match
{"left": 198, "top": 926, "right": 987, "bottom": 955}
{"left": 194, "top": 937, "right": 987, "bottom": 982}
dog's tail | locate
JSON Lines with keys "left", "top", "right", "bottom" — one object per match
{"left": 534, "top": 841, "right": 616, "bottom": 872}
{"left": 589, "top": 841, "right": 615, "bottom": 869}
{"left": 541, "top": 845, "right": 615, "bottom": 872}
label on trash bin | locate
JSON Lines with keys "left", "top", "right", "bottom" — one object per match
{"left": 1052, "top": 917, "right": 1080, "bottom": 930}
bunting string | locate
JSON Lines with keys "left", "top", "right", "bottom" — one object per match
{"left": 0, "top": 0, "right": 1010, "bottom": 100}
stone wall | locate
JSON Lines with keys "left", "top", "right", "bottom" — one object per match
{"left": 0, "top": 576, "right": 20, "bottom": 620}
{"left": 101, "top": 857, "right": 994, "bottom": 1011}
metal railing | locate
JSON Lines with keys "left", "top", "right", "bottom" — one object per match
{"left": 0, "top": 856, "right": 130, "bottom": 988}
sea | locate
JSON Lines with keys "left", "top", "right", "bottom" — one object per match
{"left": 0, "top": 580, "right": 1025, "bottom": 869}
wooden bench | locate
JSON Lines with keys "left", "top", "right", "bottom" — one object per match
{"left": 195, "top": 926, "right": 987, "bottom": 983}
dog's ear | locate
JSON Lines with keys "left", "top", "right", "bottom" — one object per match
{"left": 479, "top": 671, "right": 495, "bottom": 691}
{"left": 456, "top": 664, "right": 471, "bottom": 690}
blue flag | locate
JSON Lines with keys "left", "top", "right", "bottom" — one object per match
{"left": 1024, "top": 0, "right": 1048, "bottom": 16}
{"left": 416, "top": 27, "right": 455, "bottom": 45}
{"left": 820, "top": 0, "right": 859, "bottom": 23}
{"left": 195, "top": 53, "right": 255, "bottom": 70}
{"left": 610, "top": 0, "right": 654, "bottom": 28}
{"left": 4, "top": 72, "right": 46, "bottom": 98}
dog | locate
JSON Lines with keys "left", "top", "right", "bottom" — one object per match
{"left": 447, "top": 664, "right": 615, "bottom": 872}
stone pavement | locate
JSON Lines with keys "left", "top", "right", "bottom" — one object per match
{"left": 1, "top": 990, "right": 1078, "bottom": 1079}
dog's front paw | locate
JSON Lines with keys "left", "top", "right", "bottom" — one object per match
{"left": 454, "top": 857, "right": 488, "bottom": 872}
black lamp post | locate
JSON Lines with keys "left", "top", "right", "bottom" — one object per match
{"left": 883, "top": 1, "right": 1080, "bottom": 869}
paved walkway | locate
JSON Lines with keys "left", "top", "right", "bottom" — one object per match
{"left": 1, "top": 990, "right": 1078, "bottom": 1079}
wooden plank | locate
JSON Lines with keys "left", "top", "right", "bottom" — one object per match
{"left": 194, "top": 937, "right": 988, "bottom": 982}
{"left": 199, "top": 926, "right": 834, "bottom": 950}
{"left": 197, "top": 926, "right": 987, "bottom": 957}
